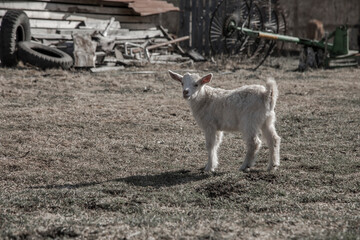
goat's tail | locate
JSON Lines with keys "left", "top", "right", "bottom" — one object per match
{"left": 265, "top": 77, "right": 278, "bottom": 111}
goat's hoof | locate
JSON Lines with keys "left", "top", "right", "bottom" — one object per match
{"left": 204, "top": 167, "right": 214, "bottom": 172}
{"left": 267, "top": 165, "right": 279, "bottom": 172}
{"left": 204, "top": 165, "right": 215, "bottom": 172}
{"left": 240, "top": 167, "right": 251, "bottom": 173}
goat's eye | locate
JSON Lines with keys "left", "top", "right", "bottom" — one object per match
{"left": 194, "top": 84, "right": 198, "bottom": 87}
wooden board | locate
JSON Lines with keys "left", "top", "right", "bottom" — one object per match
{"left": 114, "top": 38, "right": 168, "bottom": 44}
{"left": 90, "top": 66, "right": 125, "bottom": 73}
{"left": 31, "top": 29, "right": 164, "bottom": 41}
{"left": 37, "top": 0, "right": 129, "bottom": 7}
{"left": 0, "top": 9, "right": 118, "bottom": 22}
{"left": 0, "top": 2, "right": 134, "bottom": 15}
{"left": 33, "top": 0, "right": 180, "bottom": 16}
{"left": 112, "top": 30, "right": 163, "bottom": 40}
{"left": 150, "top": 54, "right": 190, "bottom": 62}
{"left": 120, "top": 23, "right": 157, "bottom": 30}
{"left": 30, "top": 28, "right": 129, "bottom": 35}
{"left": 57, "top": 28, "right": 130, "bottom": 35}
{"left": 82, "top": 19, "right": 121, "bottom": 29}
{"left": 32, "top": 33, "right": 73, "bottom": 40}
{"left": 29, "top": 19, "right": 81, "bottom": 29}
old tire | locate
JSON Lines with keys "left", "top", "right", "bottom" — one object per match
{"left": 0, "top": 10, "right": 31, "bottom": 67}
{"left": 17, "top": 41, "right": 73, "bottom": 69}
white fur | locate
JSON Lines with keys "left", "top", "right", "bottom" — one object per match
{"left": 169, "top": 70, "right": 281, "bottom": 172}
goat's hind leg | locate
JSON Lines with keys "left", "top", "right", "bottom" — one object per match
{"left": 240, "top": 135, "right": 262, "bottom": 172}
{"left": 262, "top": 117, "right": 281, "bottom": 171}
{"left": 204, "top": 130, "right": 223, "bottom": 172}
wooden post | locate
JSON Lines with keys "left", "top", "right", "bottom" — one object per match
{"left": 197, "top": 0, "right": 203, "bottom": 54}
{"left": 183, "top": 0, "right": 191, "bottom": 49}
{"left": 208, "top": 0, "right": 218, "bottom": 56}
{"left": 191, "top": 0, "right": 197, "bottom": 49}
{"left": 293, "top": 0, "right": 299, "bottom": 38}
{"left": 204, "top": 0, "right": 211, "bottom": 55}
{"left": 179, "top": 0, "right": 185, "bottom": 37}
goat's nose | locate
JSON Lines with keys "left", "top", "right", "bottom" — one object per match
{"left": 183, "top": 90, "right": 189, "bottom": 95}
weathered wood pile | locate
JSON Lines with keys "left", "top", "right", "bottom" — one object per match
{"left": 0, "top": 0, "right": 196, "bottom": 71}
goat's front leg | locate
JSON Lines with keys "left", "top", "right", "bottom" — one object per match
{"left": 204, "top": 130, "right": 223, "bottom": 172}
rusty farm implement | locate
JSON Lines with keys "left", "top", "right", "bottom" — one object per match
{"left": 209, "top": 0, "right": 359, "bottom": 70}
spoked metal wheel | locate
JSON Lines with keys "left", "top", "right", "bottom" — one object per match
{"left": 274, "top": 4, "right": 287, "bottom": 53}
{"left": 252, "top": 0, "right": 282, "bottom": 70}
{"left": 209, "top": 0, "right": 287, "bottom": 70}
{"left": 209, "top": 0, "right": 249, "bottom": 55}
{"left": 243, "top": 2, "right": 264, "bottom": 59}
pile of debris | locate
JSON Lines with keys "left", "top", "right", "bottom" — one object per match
{"left": 0, "top": 0, "right": 203, "bottom": 72}
{"left": 59, "top": 18, "right": 193, "bottom": 72}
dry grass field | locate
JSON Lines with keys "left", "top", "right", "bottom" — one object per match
{"left": 1, "top": 57, "right": 359, "bottom": 239}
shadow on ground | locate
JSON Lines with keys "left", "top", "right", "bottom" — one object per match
{"left": 31, "top": 169, "right": 214, "bottom": 190}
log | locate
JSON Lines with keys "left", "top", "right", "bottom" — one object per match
{"left": 72, "top": 33, "right": 97, "bottom": 67}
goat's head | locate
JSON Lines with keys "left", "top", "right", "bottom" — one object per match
{"left": 169, "top": 70, "right": 213, "bottom": 100}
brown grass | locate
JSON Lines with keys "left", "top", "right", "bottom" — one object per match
{"left": 1, "top": 58, "right": 359, "bottom": 239}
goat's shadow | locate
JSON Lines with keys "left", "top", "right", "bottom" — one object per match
{"left": 116, "top": 169, "right": 212, "bottom": 188}
{"left": 31, "top": 169, "right": 217, "bottom": 190}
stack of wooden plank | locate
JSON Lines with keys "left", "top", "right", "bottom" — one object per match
{"left": 0, "top": 0, "right": 192, "bottom": 71}
{"left": 0, "top": 1, "right": 174, "bottom": 34}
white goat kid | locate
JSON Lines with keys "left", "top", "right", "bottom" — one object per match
{"left": 169, "top": 70, "right": 281, "bottom": 172}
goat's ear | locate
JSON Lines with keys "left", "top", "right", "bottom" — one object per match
{"left": 200, "top": 73, "right": 213, "bottom": 85}
{"left": 168, "top": 70, "right": 183, "bottom": 83}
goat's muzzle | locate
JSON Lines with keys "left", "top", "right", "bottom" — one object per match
{"left": 183, "top": 90, "right": 190, "bottom": 99}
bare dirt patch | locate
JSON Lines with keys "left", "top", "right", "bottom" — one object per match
{"left": 1, "top": 58, "right": 359, "bottom": 239}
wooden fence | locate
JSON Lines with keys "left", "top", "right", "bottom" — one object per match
{"left": 178, "top": 0, "right": 220, "bottom": 56}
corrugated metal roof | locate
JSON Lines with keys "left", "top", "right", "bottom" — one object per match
{"left": 35, "top": 0, "right": 179, "bottom": 16}
{"left": 130, "top": 1, "right": 179, "bottom": 16}
{"left": 102, "top": 0, "right": 179, "bottom": 16}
